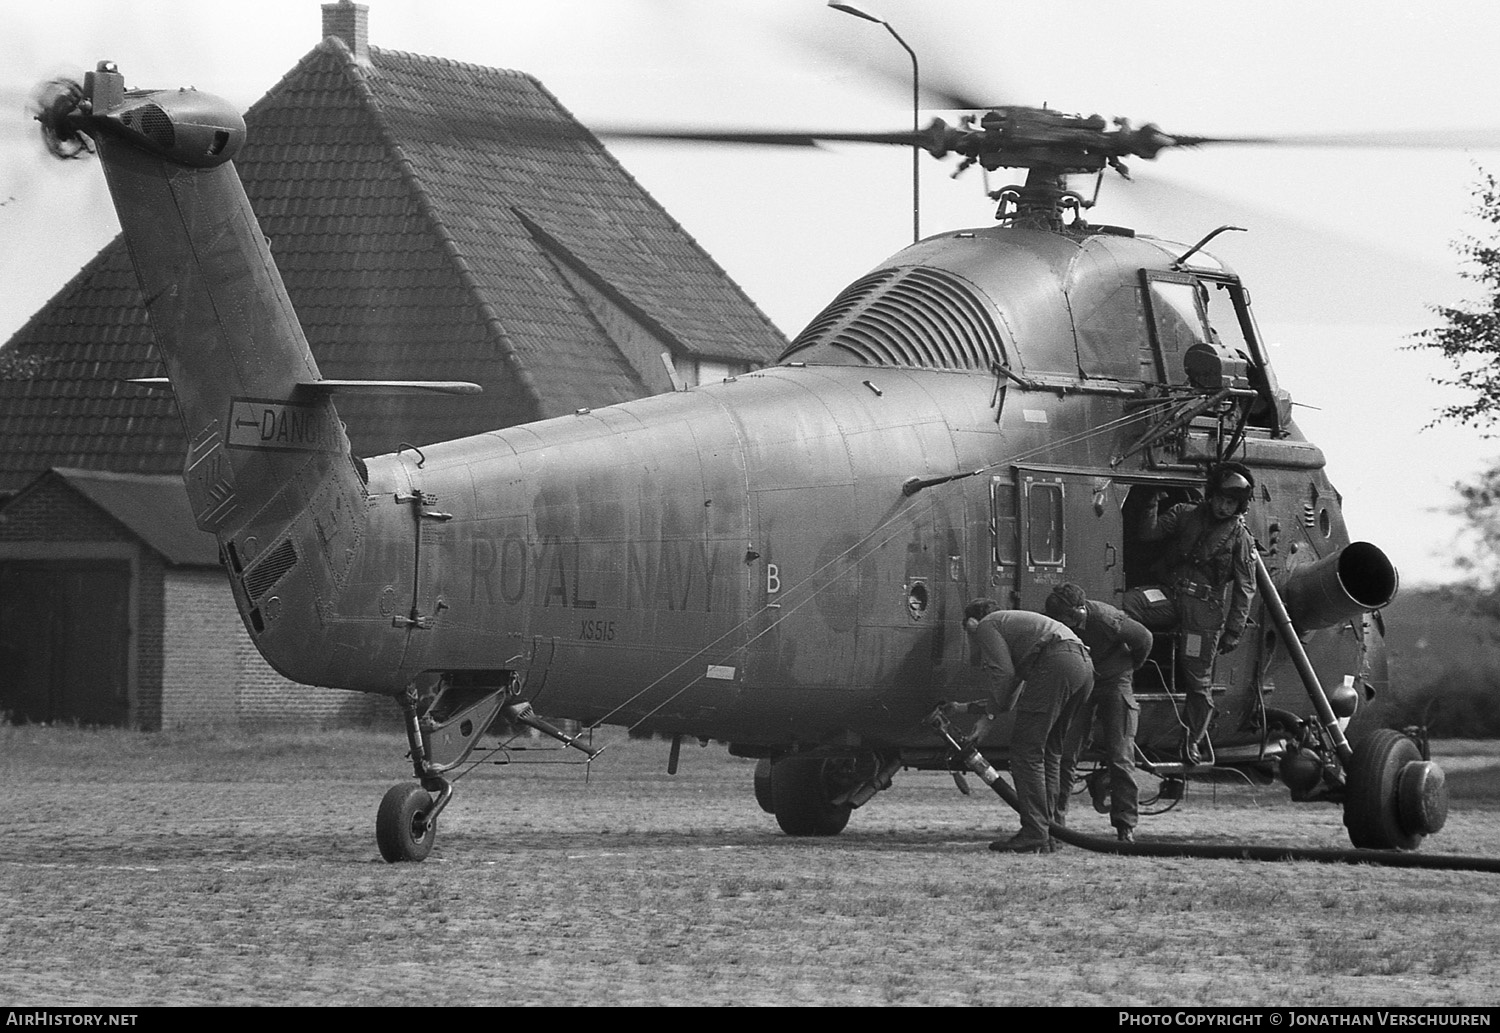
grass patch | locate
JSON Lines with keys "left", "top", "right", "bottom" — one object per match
{"left": 2, "top": 728, "right": 1499, "bottom": 1005}
{"left": 1446, "top": 765, "right": 1500, "bottom": 801}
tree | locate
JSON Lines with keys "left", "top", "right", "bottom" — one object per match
{"left": 1402, "top": 179, "right": 1500, "bottom": 731}
{"left": 1447, "top": 464, "right": 1500, "bottom": 596}
{"left": 1413, "top": 170, "right": 1500, "bottom": 428}
{"left": 1411, "top": 170, "right": 1500, "bottom": 593}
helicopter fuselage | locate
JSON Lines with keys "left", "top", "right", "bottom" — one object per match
{"left": 227, "top": 222, "right": 1386, "bottom": 767}
{"left": 56, "top": 65, "right": 1425, "bottom": 858}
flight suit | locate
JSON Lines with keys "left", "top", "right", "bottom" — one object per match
{"left": 1130, "top": 499, "right": 1255, "bottom": 760}
{"left": 968, "top": 610, "right": 1094, "bottom": 849}
{"left": 1054, "top": 599, "right": 1153, "bottom": 836}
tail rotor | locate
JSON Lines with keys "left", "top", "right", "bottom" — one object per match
{"left": 28, "top": 77, "right": 90, "bottom": 160}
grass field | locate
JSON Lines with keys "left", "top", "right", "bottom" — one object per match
{"left": 1, "top": 725, "right": 1498, "bottom": 1007}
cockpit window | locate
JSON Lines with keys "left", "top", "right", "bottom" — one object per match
{"left": 1073, "top": 281, "right": 1150, "bottom": 381}
{"left": 1205, "top": 280, "right": 1252, "bottom": 360}
{"left": 1205, "top": 277, "right": 1285, "bottom": 431}
{"left": 1142, "top": 272, "right": 1209, "bottom": 386}
{"left": 1143, "top": 270, "right": 1285, "bottom": 431}
{"left": 1150, "top": 280, "right": 1206, "bottom": 350}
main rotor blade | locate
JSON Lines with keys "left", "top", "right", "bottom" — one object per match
{"left": 1213, "top": 129, "right": 1500, "bottom": 150}
{"left": 921, "top": 89, "right": 1005, "bottom": 113}
{"left": 598, "top": 127, "right": 919, "bottom": 148}
{"left": 599, "top": 122, "right": 1500, "bottom": 161}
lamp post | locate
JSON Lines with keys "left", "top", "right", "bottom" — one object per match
{"left": 828, "top": 1, "right": 920, "bottom": 243}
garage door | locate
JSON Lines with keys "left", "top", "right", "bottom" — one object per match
{"left": 0, "top": 561, "right": 131, "bottom": 726}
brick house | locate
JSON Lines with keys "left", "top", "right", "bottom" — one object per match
{"left": 0, "top": 3, "right": 785, "bottom": 728}
{"left": 0, "top": 468, "right": 378, "bottom": 726}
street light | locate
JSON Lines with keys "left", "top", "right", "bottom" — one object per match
{"left": 828, "top": 1, "right": 920, "bottom": 243}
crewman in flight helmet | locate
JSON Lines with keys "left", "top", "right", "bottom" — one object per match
{"left": 1126, "top": 462, "right": 1256, "bottom": 765}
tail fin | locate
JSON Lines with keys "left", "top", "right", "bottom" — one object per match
{"left": 57, "top": 62, "right": 368, "bottom": 681}
{"left": 65, "top": 62, "right": 362, "bottom": 537}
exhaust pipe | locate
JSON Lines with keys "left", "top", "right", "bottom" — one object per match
{"left": 1257, "top": 540, "right": 1394, "bottom": 770}
{"left": 1276, "top": 541, "right": 1397, "bottom": 633}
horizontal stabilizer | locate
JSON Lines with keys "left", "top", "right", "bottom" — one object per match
{"left": 297, "top": 380, "right": 483, "bottom": 396}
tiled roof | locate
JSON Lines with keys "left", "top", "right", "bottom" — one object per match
{"left": 0, "top": 245, "right": 180, "bottom": 492}
{"left": 0, "top": 37, "right": 785, "bottom": 496}
{"left": 47, "top": 468, "right": 220, "bottom": 567}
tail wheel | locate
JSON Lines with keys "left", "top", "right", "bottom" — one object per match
{"left": 769, "top": 756, "right": 853, "bottom": 836}
{"left": 1343, "top": 729, "right": 1424, "bottom": 851}
{"left": 376, "top": 783, "right": 438, "bottom": 862}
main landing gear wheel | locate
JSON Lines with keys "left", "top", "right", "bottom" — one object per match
{"left": 1342, "top": 729, "right": 1447, "bottom": 851}
{"left": 376, "top": 783, "right": 438, "bottom": 862}
{"left": 769, "top": 756, "right": 852, "bottom": 836}
{"left": 753, "top": 758, "right": 775, "bottom": 814}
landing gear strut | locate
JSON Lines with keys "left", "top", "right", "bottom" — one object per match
{"left": 375, "top": 681, "right": 481, "bottom": 862}
{"left": 375, "top": 674, "right": 598, "bottom": 862}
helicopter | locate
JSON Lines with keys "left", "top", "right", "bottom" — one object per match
{"left": 32, "top": 57, "right": 1459, "bottom": 864}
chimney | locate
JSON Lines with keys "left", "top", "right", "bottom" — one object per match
{"left": 322, "top": 1, "right": 370, "bottom": 63}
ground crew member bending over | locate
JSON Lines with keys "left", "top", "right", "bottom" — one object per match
{"left": 1128, "top": 462, "right": 1256, "bottom": 764}
{"left": 956, "top": 599, "right": 1094, "bottom": 853}
{"left": 1045, "top": 582, "right": 1153, "bottom": 843}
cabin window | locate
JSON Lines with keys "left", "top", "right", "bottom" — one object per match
{"left": 1026, "top": 480, "right": 1065, "bottom": 566}
{"left": 990, "top": 478, "right": 1017, "bottom": 567}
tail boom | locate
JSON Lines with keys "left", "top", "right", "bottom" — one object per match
{"left": 69, "top": 62, "right": 373, "bottom": 688}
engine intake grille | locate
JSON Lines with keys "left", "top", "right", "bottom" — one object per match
{"left": 781, "top": 267, "right": 1007, "bottom": 370}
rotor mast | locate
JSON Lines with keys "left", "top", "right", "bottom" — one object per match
{"left": 917, "top": 107, "right": 1221, "bottom": 230}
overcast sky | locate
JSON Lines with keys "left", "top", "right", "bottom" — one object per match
{"left": 4, "top": 0, "right": 1500, "bottom": 585}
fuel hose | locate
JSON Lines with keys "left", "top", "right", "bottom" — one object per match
{"left": 929, "top": 711, "right": 1500, "bottom": 873}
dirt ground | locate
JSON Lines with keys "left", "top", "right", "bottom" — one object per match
{"left": 2, "top": 727, "right": 1498, "bottom": 1007}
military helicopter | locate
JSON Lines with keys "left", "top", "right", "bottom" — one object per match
{"left": 34, "top": 58, "right": 1460, "bottom": 863}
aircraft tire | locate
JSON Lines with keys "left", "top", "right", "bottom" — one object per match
{"left": 376, "top": 782, "right": 438, "bottom": 862}
{"left": 753, "top": 758, "right": 775, "bottom": 814}
{"left": 1342, "top": 729, "right": 1423, "bottom": 851}
{"left": 770, "top": 756, "right": 852, "bottom": 836}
